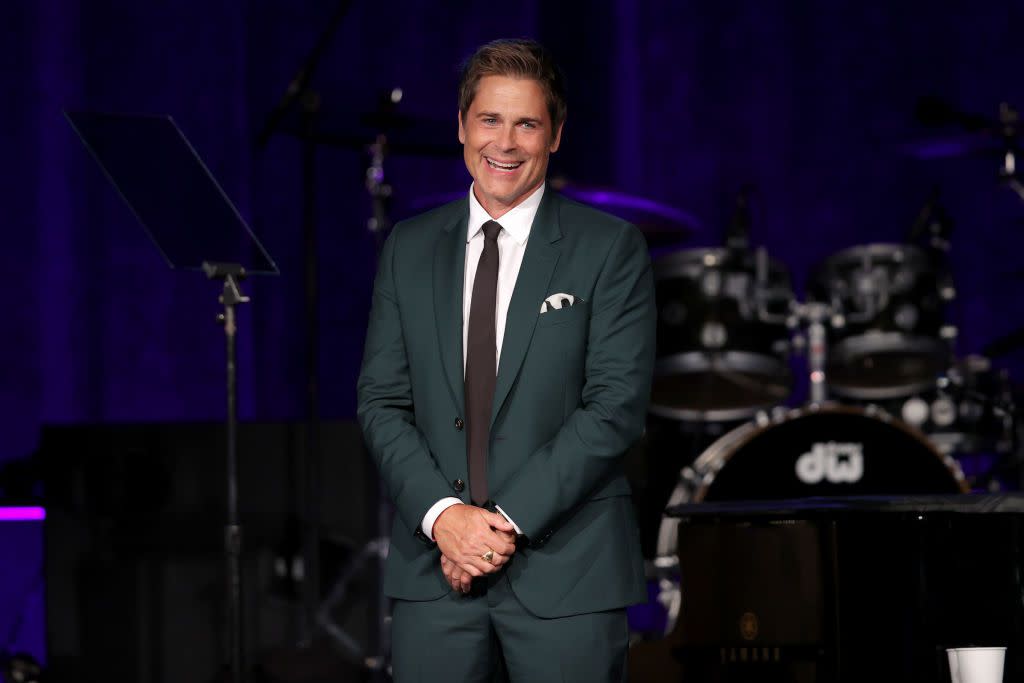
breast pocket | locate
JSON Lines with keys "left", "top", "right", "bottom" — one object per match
{"left": 537, "top": 300, "right": 589, "bottom": 328}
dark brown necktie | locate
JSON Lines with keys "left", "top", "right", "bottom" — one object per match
{"left": 465, "top": 220, "right": 502, "bottom": 505}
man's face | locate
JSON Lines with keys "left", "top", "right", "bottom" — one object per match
{"left": 458, "top": 75, "right": 563, "bottom": 218}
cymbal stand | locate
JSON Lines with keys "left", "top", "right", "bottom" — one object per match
{"left": 314, "top": 538, "right": 390, "bottom": 668}
{"left": 997, "top": 103, "right": 1024, "bottom": 202}
{"left": 366, "top": 88, "right": 402, "bottom": 250}
{"left": 750, "top": 247, "right": 833, "bottom": 405}
{"left": 314, "top": 92, "right": 404, "bottom": 681}
{"left": 787, "top": 301, "right": 835, "bottom": 405}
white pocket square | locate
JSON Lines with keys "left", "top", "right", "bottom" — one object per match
{"left": 540, "top": 293, "right": 579, "bottom": 313}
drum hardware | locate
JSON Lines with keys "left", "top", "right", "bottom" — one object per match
{"left": 785, "top": 300, "right": 838, "bottom": 404}
{"left": 724, "top": 183, "right": 754, "bottom": 252}
{"left": 906, "top": 186, "right": 955, "bottom": 255}
{"left": 880, "top": 356, "right": 1019, "bottom": 478}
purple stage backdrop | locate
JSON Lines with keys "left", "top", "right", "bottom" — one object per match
{"left": 2, "top": 0, "right": 1024, "bottom": 665}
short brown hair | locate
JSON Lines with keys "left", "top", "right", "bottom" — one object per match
{"left": 458, "top": 39, "right": 567, "bottom": 140}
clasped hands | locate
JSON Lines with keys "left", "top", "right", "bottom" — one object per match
{"left": 432, "top": 504, "right": 517, "bottom": 594}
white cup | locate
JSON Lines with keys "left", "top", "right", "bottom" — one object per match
{"left": 947, "top": 648, "right": 961, "bottom": 683}
{"left": 946, "top": 647, "right": 1006, "bottom": 683}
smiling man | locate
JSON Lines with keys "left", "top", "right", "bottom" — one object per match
{"left": 458, "top": 69, "right": 561, "bottom": 216}
{"left": 357, "top": 39, "right": 656, "bottom": 682}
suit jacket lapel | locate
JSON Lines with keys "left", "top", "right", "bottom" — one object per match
{"left": 491, "top": 189, "right": 562, "bottom": 426}
{"left": 434, "top": 205, "right": 468, "bottom": 414}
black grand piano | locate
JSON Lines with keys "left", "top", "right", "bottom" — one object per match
{"left": 630, "top": 495, "right": 1024, "bottom": 682}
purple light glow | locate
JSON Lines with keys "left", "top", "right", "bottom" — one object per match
{"left": 0, "top": 507, "right": 46, "bottom": 522}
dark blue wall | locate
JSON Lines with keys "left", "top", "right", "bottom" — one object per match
{"left": 2, "top": 0, "right": 1023, "bottom": 663}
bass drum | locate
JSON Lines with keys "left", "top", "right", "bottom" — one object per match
{"left": 651, "top": 405, "right": 969, "bottom": 635}
{"left": 656, "top": 404, "right": 968, "bottom": 559}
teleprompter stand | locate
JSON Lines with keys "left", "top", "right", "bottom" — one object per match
{"left": 65, "top": 112, "right": 278, "bottom": 683}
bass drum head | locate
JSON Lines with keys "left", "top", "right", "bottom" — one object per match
{"left": 656, "top": 404, "right": 967, "bottom": 558}
{"left": 651, "top": 404, "right": 968, "bottom": 635}
{"left": 692, "top": 404, "right": 967, "bottom": 501}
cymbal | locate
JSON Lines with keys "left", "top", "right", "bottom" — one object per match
{"left": 984, "top": 326, "right": 1024, "bottom": 359}
{"left": 550, "top": 178, "right": 700, "bottom": 246}
{"left": 902, "top": 96, "right": 1013, "bottom": 160}
{"left": 899, "top": 130, "right": 1004, "bottom": 161}
{"left": 411, "top": 179, "right": 700, "bottom": 248}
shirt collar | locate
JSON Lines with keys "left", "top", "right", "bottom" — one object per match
{"left": 466, "top": 182, "right": 545, "bottom": 246}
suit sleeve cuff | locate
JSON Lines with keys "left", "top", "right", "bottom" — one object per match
{"left": 494, "top": 504, "right": 523, "bottom": 535}
{"left": 421, "top": 498, "right": 463, "bottom": 540}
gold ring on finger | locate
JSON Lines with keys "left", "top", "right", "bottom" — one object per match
{"left": 481, "top": 549, "right": 495, "bottom": 563}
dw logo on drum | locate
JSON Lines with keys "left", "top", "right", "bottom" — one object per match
{"left": 795, "top": 442, "right": 865, "bottom": 484}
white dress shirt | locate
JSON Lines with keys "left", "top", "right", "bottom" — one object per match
{"left": 420, "top": 182, "right": 545, "bottom": 540}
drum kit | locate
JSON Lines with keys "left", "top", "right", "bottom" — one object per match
{"left": 605, "top": 181, "right": 1022, "bottom": 638}
{"left": 647, "top": 207, "right": 1016, "bottom": 482}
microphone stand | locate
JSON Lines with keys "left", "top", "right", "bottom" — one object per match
{"left": 253, "top": 0, "right": 351, "bottom": 645}
{"left": 255, "top": 0, "right": 353, "bottom": 149}
{"left": 724, "top": 184, "right": 752, "bottom": 268}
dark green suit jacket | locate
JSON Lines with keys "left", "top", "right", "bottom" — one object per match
{"left": 357, "top": 187, "right": 655, "bottom": 618}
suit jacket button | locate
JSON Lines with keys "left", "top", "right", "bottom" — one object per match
{"left": 453, "top": 479, "right": 465, "bottom": 492}
{"left": 454, "top": 417, "right": 465, "bottom": 431}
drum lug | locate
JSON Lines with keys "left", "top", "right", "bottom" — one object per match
{"left": 863, "top": 403, "right": 888, "bottom": 421}
{"left": 790, "top": 331, "right": 806, "bottom": 354}
{"left": 655, "top": 574, "right": 682, "bottom": 635}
